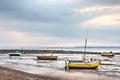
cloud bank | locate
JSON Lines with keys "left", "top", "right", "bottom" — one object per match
{"left": 0, "top": 0, "right": 120, "bottom": 47}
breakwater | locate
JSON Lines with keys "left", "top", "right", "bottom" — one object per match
{"left": 0, "top": 49, "right": 120, "bottom": 54}
{"left": 0, "top": 49, "right": 101, "bottom": 54}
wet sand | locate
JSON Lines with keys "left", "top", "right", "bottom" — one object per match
{"left": 0, "top": 66, "right": 103, "bottom": 80}
{"left": 0, "top": 66, "right": 62, "bottom": 80}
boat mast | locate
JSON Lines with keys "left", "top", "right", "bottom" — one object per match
{"left": 84, "top": 36, "right": 87, "bottom": 52}
{"left": 83, "top": 30, "right": 88, "bottom": 57}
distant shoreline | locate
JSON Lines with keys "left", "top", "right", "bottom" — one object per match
{"left": 0, "top": 49, "right": 120, "bottom": 54}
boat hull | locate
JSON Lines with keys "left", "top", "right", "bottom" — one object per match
{"left": 66, "top": 61, "right": 99, "bottom": 69}
{"left": 101, "top": 53, "right": 114, "bottom": 58}
{"left": 37, "top": 56, "right": 58, "bottom": 60}
{"left": 101, "top": 55, "right": 114, "bottom": 58}
{"left": 68, "top": 66, "right": 98, "bottom": 69}
{"left": 9, "top": 54, "right": 21, "bottom": 56}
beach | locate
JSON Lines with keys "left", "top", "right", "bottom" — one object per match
{"left": 0, "top": 66, "right": 103, "bottom": 80}
{"left": 0, "top": 53, "right": 120, "bottom": 80}
{"left": 0, "top": 66, "right": 62, "bottom": 80}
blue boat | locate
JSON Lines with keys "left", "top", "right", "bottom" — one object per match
{"left": 9, "top": 51, "right": 21, "bottom": 56}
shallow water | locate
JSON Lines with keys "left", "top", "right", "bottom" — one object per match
{"left": 0, "top": 53, "right": 120, "bottom": 80}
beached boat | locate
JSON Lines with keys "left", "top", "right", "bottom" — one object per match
{"left": 9, "top": 51, "right": 21, "bottom": 56}
{"left": 101, "top": 51, "right": 114, "bottom": 58}
{"left": 37, "top": 56, "right": 58, "bottom": 60}
{"left": 65, "top": 59, "right": 99, "bottom": 69}
{"left": 65, "top": 31, "right": 100, "bottom": 69}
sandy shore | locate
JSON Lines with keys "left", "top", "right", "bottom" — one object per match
{"left": 0, "top": 66, "right": 104, "bottom": 80}
{"left": 0, "top": 66, "right": 63, "bottom": 80}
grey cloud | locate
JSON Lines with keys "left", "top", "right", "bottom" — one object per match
{"left": 0, "top": 0, "right": 82, "bottom": 38}
{"left": 0, "top": 0, "right": 119, "bottom": 26}
{"left": 0, "top": 0, "right": 75, "bottom": 23}
{"left": 0, "top": 0, "right": 119, "bottom": 24}
{"left": 0, "top": 0, "right": 120, "bottom": 46}
{"left": 74, "top": 0, "right": 120, "bottom": 8}
{"left": 94, "top": 0, "right": 120, "bottom": 6}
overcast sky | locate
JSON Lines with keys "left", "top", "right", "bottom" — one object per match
{"left": 0, "top": 0, "right": 120, "bottom": 47}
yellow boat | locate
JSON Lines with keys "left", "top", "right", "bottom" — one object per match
{"left": 65, "top": 32, "right": 100, "bottom": 69}
{"left": 65, "top": 60, "right": 99, "bottom": 69}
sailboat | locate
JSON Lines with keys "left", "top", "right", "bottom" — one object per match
{"left": 65, "top": 32, "right": 100, "bottom": 69}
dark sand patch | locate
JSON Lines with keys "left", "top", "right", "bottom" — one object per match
{"left": 0, "top": 66, "right": 64, "bottom": 80}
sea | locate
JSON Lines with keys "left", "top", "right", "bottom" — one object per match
{"left": 42, "top": 47, "right": 120, "bottom": 52}
{"left": 0, "top": 47, "right": 120, "bottom": 80}
{"left": 1, "top": 46, "right": 120, "bottom": 52}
